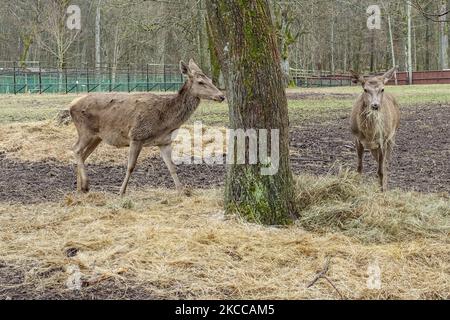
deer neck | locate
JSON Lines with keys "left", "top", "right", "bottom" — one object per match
{"left": 167, "top": 79, "right": 200, "bottom": 126}
{"left": 359, "top": 103, "right": 385, "bottom": 144}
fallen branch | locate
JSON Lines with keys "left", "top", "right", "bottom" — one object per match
{"left": 307, "top": 257, "right": 344, "bottom": 299}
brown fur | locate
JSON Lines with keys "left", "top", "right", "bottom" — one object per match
{"left": 70, "top": 59, "right": 225, "bottom": 195}
{"left": 349, "top": 67, "right": 400, "bottom": 191}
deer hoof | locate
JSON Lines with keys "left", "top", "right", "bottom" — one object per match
{"left": 177, "top": 185, "right": 192, "bottom": 197}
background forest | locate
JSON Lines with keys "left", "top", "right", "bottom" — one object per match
{"left": 0, "top": 0, "right": 449, "bottom": 75}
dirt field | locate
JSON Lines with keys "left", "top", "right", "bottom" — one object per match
{"left": 1, "top": 103, "right": 448, "bottom": 204}
{"left": 0, "top": 87, "right": 449, "bottom": 299}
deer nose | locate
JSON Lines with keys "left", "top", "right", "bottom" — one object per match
{"left": 218, "top": 95, "right": 225, "bottom": 102}
{"left": 371, "top": 103, "right": 380, "bottom": 110}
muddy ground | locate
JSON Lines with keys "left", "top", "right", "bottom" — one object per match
{"left": 1, "top": 104, "right": 449, "bottom": 204}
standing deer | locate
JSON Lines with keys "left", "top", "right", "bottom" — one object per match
{"left": 349, "top": 67, "right": 400, "bottom": 191}
{"left": 70, "top": 59, "right": 225, "bottom": 196}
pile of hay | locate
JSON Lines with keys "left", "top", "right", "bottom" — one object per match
{"left": 0, "top": 171, "right": 448, "bottom": 299}
{"left": 295, "top": 170, "right": 450, "bottom": 244}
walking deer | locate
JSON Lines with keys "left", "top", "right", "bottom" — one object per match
{"left": 349, "top": 67, "right": 400, "bottom": 191}
{"left": 70, "top": 59, "right": 225, "bottom": 196}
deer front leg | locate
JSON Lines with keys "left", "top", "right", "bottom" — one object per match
{"left": 120, "top": 140, "right": 143, "bottom": 196}
{"left": 73, "top": 136, "right": 96, "bottom": 193}
{"left": 159, "top": 144, "right": 183, "bottom": 190}
{"left": 377, "top": 148, "right": 387, "bottom": 192}
{"left": 356, "top": 139, "right": 364, "bottom": 174}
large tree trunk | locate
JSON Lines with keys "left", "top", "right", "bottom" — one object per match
{"left": 206, "top": 0, "right": 297, "bottom": 225}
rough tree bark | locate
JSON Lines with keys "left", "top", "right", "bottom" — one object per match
{"left": 205, "top": 16, "right": 221, "bottom": 86}
{"left": 206, "top": 0, "right": 297, "bottom": 225}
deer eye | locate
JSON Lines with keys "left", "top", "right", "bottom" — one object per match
{"left": 381, "top": 89, "right": 385, "bottom": 93}
{"left": 364, "top": 89, "right": 368, "bottom": 93}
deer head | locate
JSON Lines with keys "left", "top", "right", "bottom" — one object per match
{"left": 350, "top": 67, "right": 397, "bottom": 111}
{"left": 180, "top": 59, "right": 225, "bottom": 102}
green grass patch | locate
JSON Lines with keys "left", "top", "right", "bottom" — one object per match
{"left": 1, "top": 84, "right": 449, "bottom": 125}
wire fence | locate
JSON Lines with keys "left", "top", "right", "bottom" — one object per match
{"left": 290, "top": 68, "right": 353, "bottom": 87}
{"left": 290, "top": 68, "right": 450, "bottom": 86}
{"left": 0, "top": 62, "right": 184, "bottom": 94}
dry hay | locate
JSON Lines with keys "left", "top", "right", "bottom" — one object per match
{"left": 0, "top": 172, "right": 448, "bottom": 299}
{"left": 295, "top": 170, "right": 450, "bottom": 243}
{"left": 0, "top": 121, "right": 227, "bottom": 165}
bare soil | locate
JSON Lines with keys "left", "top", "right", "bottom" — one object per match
{"left": 1, "top": 104, "right": 448, "bottom": 204}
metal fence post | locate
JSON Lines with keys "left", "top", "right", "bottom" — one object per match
{"left": 146, "top": 64, "right": 149, "bottom": 92}
{"left": 109, "top": 63, "right": 112, "bottom": 92}
{"left": 65, "top": 67, "right": 68, "bottom": 94}
{"left": 13, "top": 61, "right": 16, "bottom": 94}
{"left": 38, "top": 62, "right": 42, "bottom": 94}
{"left": 163, "top": 64, "right": 167, "bottom": 91}
{"left": 127, "top": 64, "right": 130, "bottom": 92}
{"left": 86, "top": 65, "right": 90, "bottom": 92}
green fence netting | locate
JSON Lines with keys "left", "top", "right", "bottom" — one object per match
{"left": 0, "top": 63, "right": 184, "bottom": 94}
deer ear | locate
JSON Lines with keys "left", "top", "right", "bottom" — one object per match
{"left": 180, "top": 60, "right": 191, "bottom": 77}
{"left": 349, "top": 70, "right": 365, "bottom": 85}
{"left": 188, "top": 59, "right": 202, "bottom": 73}
{"left": 383, "top": 66, "right": 397, "bottom": 84}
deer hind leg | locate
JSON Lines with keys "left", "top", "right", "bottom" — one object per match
{"left": 73, "top": 135, "right": 97, "bottom": 193}
{"left": 382, "top": 141, "right": 394, "bottom": 190}
{"left": 356, "top": 139, "right": 364, "bottom": 174}
{"left": 159, "top": 144, "right": 183, "bottom": 190}
{"left": 82, "top": 137, "right": 102, "bottom": 162}
{"left": 119, "top": 140, "right": 143, "bottom": 196}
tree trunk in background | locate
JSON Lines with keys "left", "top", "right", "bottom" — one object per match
{"left": 407, "top": 1, "right": 413, "bottom": 84}
{"left": 439, "top": 1, "right": 449, "bottom": 70}
{"left": 19, "top": 34, "right": 33, "bottom": 68}
{"left": 205, "top": 16, "right": 221, "bottom": 86}
{"left": 95, "top": 0, "right": 102, "bottom": 73}
{"left": 196, "top": 0, "right": 206, "bottom": 69}
{"left": 387, "top": 14, "right": 398, "bottom": 84}
{"left": 206, "top": 0, "right": 297, "bottom": 225}
{"left": 331, "top": 13, "right": 335, "bottom": 75}
{"left": 370, "top": 31, "right": 375, "bottom": 72}
{"left": 425, "top": 16, "right": 431, "bottom": 70}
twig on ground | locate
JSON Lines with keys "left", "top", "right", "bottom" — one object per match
{"left": 307, "top": 257, "right": 344, "bottom": 299}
